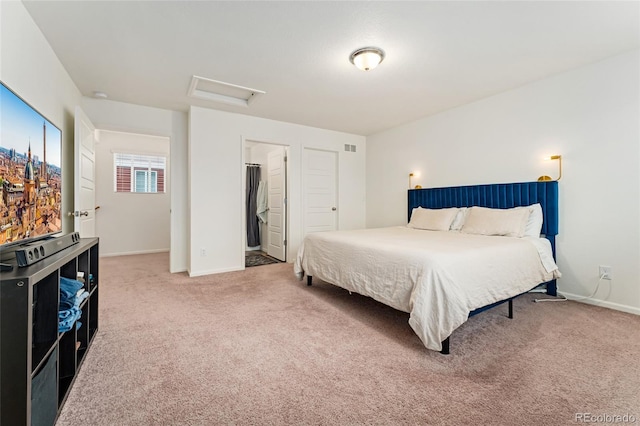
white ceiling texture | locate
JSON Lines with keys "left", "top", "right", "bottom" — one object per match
{"left": 23, "top": 1, "right": 640, "bottom": 136}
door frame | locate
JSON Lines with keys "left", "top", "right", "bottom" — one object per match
{"left": 241, "top": 137, "right": 290, "bottom": 268}
{"left": 87, "top": 124, "right": 176, "bottom": 270}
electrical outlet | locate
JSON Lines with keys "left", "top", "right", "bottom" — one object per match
{"left": 200, "top": 248, "right": 207, "bottom": 257}
{"left": 599, "top": 265, "right": 612, "bottom": 280}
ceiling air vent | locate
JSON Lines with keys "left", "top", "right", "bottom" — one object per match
{"left": 187, "top": 75, "right": 265, "bottom": 108}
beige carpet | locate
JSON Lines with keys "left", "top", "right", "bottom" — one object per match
{"left": 57, "top": 253, "right": 640, "bottom": 425}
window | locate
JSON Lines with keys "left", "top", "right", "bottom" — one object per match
{"left": 134, "top": 169, "right": 157, "bottom": 193}
{"left": 114, "top": 153, "right": 166, "bottom": 193}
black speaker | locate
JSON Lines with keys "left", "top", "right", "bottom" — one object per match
{"left": 15, "top": 232, "right": 81, "bottom": 267}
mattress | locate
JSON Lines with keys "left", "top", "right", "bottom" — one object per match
{"left": 294, "top": 226, "right": 560, "bottom": 351}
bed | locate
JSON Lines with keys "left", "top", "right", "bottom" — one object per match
{"left": 294, "top": 181, "right": 560, "bottom": 353}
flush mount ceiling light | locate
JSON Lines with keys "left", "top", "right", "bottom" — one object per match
{"left": 349, "top": 47, "right": 385, "bottom": 71}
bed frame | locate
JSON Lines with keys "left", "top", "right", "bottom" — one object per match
{"left": 306, "top": 181, "right": 559, "bottom": 354}
{"left": 408, "top": 180, "right": 559, "bottom": 353}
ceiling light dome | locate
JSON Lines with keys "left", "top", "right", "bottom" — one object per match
{"left": 349, "top": 47, "right": 385, "bottom": 71}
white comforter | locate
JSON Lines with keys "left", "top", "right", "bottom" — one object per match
{"left": 294, "top": 227, "right": 560, "bottom": 351}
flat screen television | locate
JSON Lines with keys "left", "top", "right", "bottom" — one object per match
{"left": 0, "top": 81, "right": 62, "bottom": 249}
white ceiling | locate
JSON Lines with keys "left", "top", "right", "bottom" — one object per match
{"left": 23, "top": 1, "right": 640, "bottom": 136}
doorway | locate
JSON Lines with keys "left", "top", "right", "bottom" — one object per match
{"left": 94, "top": 130, "right": 171, "bottom": 257}
{"left": 244, "top": 141, "right": 289, "bottom": 266}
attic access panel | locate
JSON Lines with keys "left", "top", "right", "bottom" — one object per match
{"left": 187, "top": 75, "right": 265, "bottom": 108}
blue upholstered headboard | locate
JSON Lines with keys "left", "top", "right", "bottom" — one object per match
{"left": 408, "top": 181, "right": 559, "bottom": 255}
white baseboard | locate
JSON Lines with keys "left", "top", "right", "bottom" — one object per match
{"left": 188, "top": 265, "right": 243, "bottom": 277}
{"left": 100, "top": 248, "right": 169, "bottom": 257}
{"left": 561, "top": 291, "right": 640, "bottom": 316}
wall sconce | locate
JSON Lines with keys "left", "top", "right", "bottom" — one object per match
{"left": 409, "top": 172, "right": 422, "bottom": 189}
{"left": 537, "top": 155, "right": 562, "bottom": 181}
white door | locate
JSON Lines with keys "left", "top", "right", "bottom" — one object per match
{"left": 303, "top": 148, "right": 337, "bottom": 235}
{"left": 267, "top": 148, "right": 286, "bottom": 261}
{"left": 73, "top": 107, "right": 97, "bottom": 237}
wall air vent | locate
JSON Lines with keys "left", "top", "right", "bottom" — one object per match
{"left": 187, "top": 75, "right": 265, "bottom": 108}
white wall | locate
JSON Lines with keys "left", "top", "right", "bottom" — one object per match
{"left": 0, "top": 1, "right": 82, "bottom": 235}
{"left": 366, "top": 50, "right": 640, "bottom": 314}
{"left": 94, "top": 130, "right": 170, "bottom": 256}
{"left": 81, "top": 98, "right": 188, "bottom": 272}
{"left": 189, "top": 107, "right": 366, "bottom": 276}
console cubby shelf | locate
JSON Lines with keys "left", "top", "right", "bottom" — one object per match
{"left": 1, "top": 237, "right": 99, "bottom": 426}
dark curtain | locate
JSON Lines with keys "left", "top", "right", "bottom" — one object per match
{"left": 246, "top": 166, "right": 261, "bottom": 247}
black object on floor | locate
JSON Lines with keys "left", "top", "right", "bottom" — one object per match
{"left": 245, "top": 252, "right": 280, "bottom": 267}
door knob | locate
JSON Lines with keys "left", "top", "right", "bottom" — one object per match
{"left": 331, "top": 207, "right": 337, "bottom": 211}
{"left": 67, "top": 211, "right": 89, "bottom": 217}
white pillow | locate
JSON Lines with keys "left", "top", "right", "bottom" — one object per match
{"left": 450, "top": 207, "right": 468, "bottom": 231}
{"left": 520, "top": 203, "right": 543, "bottom": 237}
{"left": 461, "top": 206, "right": 530, "bottom": 237}
{"left": 408, "top": 207, "right": 459, "bottom": 231}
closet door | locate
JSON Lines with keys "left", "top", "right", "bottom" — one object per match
{"left": 303, "top": 148, "right": 337, "bottom": 235}
{"left": 267, "top": 149, "right": 286, "bottom": 261}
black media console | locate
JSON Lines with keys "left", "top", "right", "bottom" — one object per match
{"left": 1, "top": 237, "right": 99, "bottom": 425}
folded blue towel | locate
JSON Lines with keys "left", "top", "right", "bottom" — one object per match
{"left": 59, "top": 298, "right": 74, "bottom": 311}
{"left": 58, "top": 307, "right": 81, "bottom": 333}
{"left": 60, "top": 277, "right": 84, "bottom": 304}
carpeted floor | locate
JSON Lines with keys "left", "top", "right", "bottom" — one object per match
{"left": 245, "top": 250, "right": 281, "bottom": 267}
{"left": 57, "top": 253, "right": 640, "bottom": 425}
